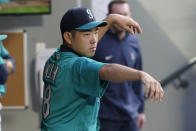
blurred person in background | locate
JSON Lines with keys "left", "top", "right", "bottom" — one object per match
{"left": 93, "top": 1, "right": 146, "bottom": 131}
{"left": 0, "top": 34, "right": 15, "bottom": 131}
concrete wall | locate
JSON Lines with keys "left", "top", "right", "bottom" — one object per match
{"left": 131, "top": 0, "right": 196, "bottom": 131}
{"left": 0, "top": 0, "right": 195, "bottom": 131}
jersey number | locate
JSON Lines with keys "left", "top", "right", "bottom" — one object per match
{"left": 42, "top": 84, "right": 51, "bottom": 119}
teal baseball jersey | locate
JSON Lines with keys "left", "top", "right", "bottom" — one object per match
{"left": 0, "top": 40, "right": 9, "bottom": 94}
{"left": 41, "top": 49, "right": 108, "bottom": 131}
{"left": 0, "top": 41, "right": 9, "bottom": 64}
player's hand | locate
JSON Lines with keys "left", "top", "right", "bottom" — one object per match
{"left": 140, "top": 71, "right": 164, "bottom": 103}
{"left": 137, "top": 113, "right": 146, "bottom": 130}
{"left": 111, "top": 14, "right": 142, "bottom": 34}
{"left": 5, "top": 59, "right": 13, "bottom": 73}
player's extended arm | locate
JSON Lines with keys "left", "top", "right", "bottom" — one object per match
{"left": 98, "top": 14, "right": 142, "bottom": 41}
{"left": 99, "top": 63, "right": 164, "bottom": 103}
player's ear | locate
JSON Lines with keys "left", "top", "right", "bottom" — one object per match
{"left": 63, "top": 32, "right": 72, "bottom": 46}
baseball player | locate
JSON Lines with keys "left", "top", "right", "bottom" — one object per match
{"left": 0, "top": 34, "right": 15, "bottom": 131}
{"left": 41, "top": 7, "right": 164, "bottom": 131}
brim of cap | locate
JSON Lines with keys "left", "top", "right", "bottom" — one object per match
{"left": 0, "top": 35, "right": 7, "bottom": 41}
{"left": 75, "top": 21, "right": 107, "bottom": 30}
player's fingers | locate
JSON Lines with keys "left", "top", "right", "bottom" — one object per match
{"left": 149, "top": 83, "right": 155, "bottom": 101}
{"left": 133, "top": 27, "right": 136, "bottom": 34}
{"left": 145, "top": 84, "right": 150, "bottom": 98}
{"left": 126, "top": 26, "right": 134, "bottom": 34}
{"left": 128, "top": 18, "right": 142, "bottom": 34}
{"left": 138, "top": 120, "right": 143, "bottom": 130}
{"left": 154, "top": 82, "right": 160, "bottom": 103}
{"left": 131, "top": 20, "right": 142, "bottom": 34}
{"left": 135, "top": 23, "right": 142, "bottom": 34}
{"left": 159, "top": 86, "right": 164, "bottom": 101}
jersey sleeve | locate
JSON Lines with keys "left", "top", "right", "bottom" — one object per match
{"left": 0, "top": 42, "right": 9, "bottom": 57}
{"left": 0, "top": 42, "right": 15, "bottom": 74}
{"left": 72, "top": 57, "right": 108, "bottom": 98}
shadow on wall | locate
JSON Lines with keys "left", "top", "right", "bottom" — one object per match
{"left": 129, "top": 0, "right": 196, "bottom": 131}
{"left": 31, "top": 59, "right": 42, "bottom": 124}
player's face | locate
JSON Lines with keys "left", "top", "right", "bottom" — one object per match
{"left": 110, "top": 3, "right": 131, "bottom": 33}
{"left": 71, "top": 28, "right": 99, "bottom": 57}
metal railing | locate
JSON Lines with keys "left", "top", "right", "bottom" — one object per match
{"left": 160, "top": 56, "right": 196, "bottom": 88}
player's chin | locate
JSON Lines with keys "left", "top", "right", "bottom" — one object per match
{"left": 87, "top": 52, "right": 96, "bottom": 58}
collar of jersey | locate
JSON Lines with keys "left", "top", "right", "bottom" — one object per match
{"left": 59, "top": 44, "right": 81, "bottom": 57}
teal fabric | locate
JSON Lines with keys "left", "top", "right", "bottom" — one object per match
{"left": 41, "top": 50, "right": 108, "bottom": 131}
{"left": 0, "top": 85, "right": 6, "bottom": 94}
{"left": 0, "top": 40, "right": 9, "bottom": 95}
{"left": 0, "top": 57, "right": 5, "bottom": 65}
{"left": 0, "top": 35, "right": 8, "bottom": 65}
{"left": 0, "top": 0, "right": 10, "bottom": 4}
{"left": 0, "top": 35, "right": 7, "bottom": 41}
{"left": 0, "top": 41, "right": 9, "bottom": 58}
{"left": 75, "top": 21, "right": 107, "bottom": 30}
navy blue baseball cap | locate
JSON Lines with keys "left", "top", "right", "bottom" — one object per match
{"left": 60, "top": 7, "right": 107, "bottom": 34}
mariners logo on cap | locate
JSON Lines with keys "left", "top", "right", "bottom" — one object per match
{"left": 60, "top": 7, "right": 107, "bottom": 32}
{"left": 86, "top": 9, "right": 94, "bottom": 19}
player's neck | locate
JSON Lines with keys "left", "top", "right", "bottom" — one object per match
{"left": 117, "top": 32, "right": 126, "bottom": 41}
{"left": 110, "top": 28, "right": 126, "bottom": 41}
{"left": 113, "top": 31, "right": 126, "bottom": 41}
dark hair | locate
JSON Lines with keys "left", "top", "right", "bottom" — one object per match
{"left": 108, "top": 0, "right": 128, "bottom": 14}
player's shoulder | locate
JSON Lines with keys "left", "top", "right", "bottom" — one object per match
{"left": 72, "top": 57, "right": 101, "bottom": 70}
{"left": 126, "top": 34, "right": 139, "bottom": 45}
{"left": 75, "top": 57, "right": 98, "bottom": 64}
